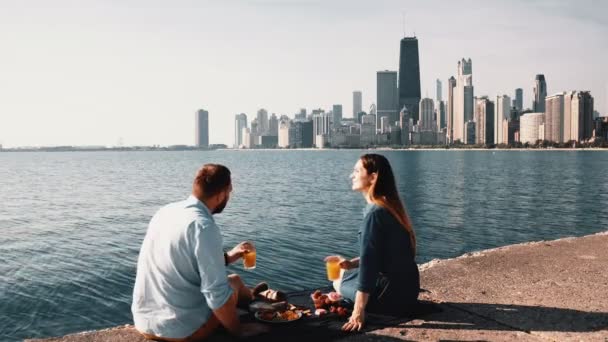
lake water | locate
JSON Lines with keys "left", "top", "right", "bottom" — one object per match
{"left": 1, "top": 150, "right": 607, "bottom": 341}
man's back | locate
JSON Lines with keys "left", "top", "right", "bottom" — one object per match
{"left": 132, "top": 196, "right": 232, "bottom": 339}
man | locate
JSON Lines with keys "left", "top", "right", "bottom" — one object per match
{"left": 132, "top": 164, "right": 267, "bottom": 341}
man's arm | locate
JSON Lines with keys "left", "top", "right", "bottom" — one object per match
{"left": 211, "top": 290, "right": 241, "bottom": 335}
{"left": 191, "top": 220, "right": 241, "bottom": 336}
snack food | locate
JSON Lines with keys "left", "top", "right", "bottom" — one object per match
{"left": 255, "top": 309, "right": 302, "bottom": 323}
{"left": 310, "top": 289, "right": 350, "bottom": 317}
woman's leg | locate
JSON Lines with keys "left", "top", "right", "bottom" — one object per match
{"left": 332, "top": 269, "right": 346, "bottom": 294}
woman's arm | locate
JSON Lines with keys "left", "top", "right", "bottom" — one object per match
{"left": 345, "top": 210, "right": 382, "bottom": 331}
{"left": 342, "top": 290, "right": 369, "bottom": 331}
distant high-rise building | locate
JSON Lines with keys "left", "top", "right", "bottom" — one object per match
{"left": 436, "top": 79, "right": 442, "bottom": 102}
{"left": 533, "top": 74, "right": 547, "bottom": 112}
{"left": 515, "top": 88, "right": 523, "bottom": 111}
{"left": 475, "top": 97, "right": 494, "bottom": 145}
{"left": 313, "top": 113, "right": 331, "bottom": 137}
{"left": 380, "top": 116, "right": 390, "bottom": 133}
{"left": 495, "top": 95, "right": 511, "bottom": 145}
{"left": 569, "top": 91, "right": 594, "bottom": 142}
{"left": 545, "top": 93, "right": 564, "bottom": 143}
{"left": 398, "top": 37, "right": 421, "bottom": 123}
{"left": 464, "top": 121, "right": 476, "bottom": 145}
{"left": 234, "top": 113, "right": 247, "bottom": 148}
{"left": 278, "top": 119, "right": 290, "bottom": 148}
{"left": 419, "top": 98, "right": 435, "bottom": 132}
{"left": 399, "top": 107, "right": 411, "bottom": 145}
{"left": 357, "top": 111, "right": 366, "bottom": 124}
{"left": 257, "top": 109, "right": 269, "bottom": 135}
{"left": 195, "top": 109, "right": 209, "bottom": 148}
{"left": 293, "top": 120, "right": 313, "bottom": 148}
{"left": 268, "top": 113, "right": 279, "bottom": 136}
{"left": 436, "top": 101, "right": 446, "bottom": 131}
{"left": 377, "top": 70, "right": 399, "bottom": 130}
{"left": 353, "top": 91, "right": 363, "bottom": 117}
{"left": 520, "top": 113, "right": 545, "bottom": 144}
{"left": 454, "top": 59, "right": 474, "bottom": 143}
{"left": 295, "top": 108, "right": 307, "bottom": 120}
{"left": 251, "top": 119, "right": 259, "bottom": 136}
{"left": 242, "top": 128, "right": 253, "bottom": 148}
{"left": 332, "top": 104, "right": 343, "bottom": 127}
{"left": 360, "top": 114, "right": 376, "bottom": 146}
{"left": 446, "top": 76, "right": 456, "bottom": 143}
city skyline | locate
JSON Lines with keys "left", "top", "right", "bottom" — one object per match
{"left": 0, "top": 0, "right": 607, "bottom": 147}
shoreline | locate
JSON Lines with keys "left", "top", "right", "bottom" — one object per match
{"left": 2, "top": 147, "right": 608, "bottom": 152}
{"left": 25, "top": 230, "right": 608, "bottom": 341}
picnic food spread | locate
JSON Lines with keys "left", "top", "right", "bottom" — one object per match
{"left": 253, "top": 302, "right": 310, "bottom": 323}
{"left": 251, "top": 288, "right": 351, "bottom": 323}
{"left": 311, "top": 290, "right": 350, "bottom": 317}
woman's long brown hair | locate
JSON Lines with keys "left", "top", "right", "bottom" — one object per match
{"left": 360, "top": 154, "right": 416, "bottom": 256}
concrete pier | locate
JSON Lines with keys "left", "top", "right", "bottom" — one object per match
{"left": 26, "top": 231, "right": 608, "bottom": 342}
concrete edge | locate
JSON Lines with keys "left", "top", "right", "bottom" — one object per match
{"left": 419, "top": 230, "right": 608, "bottom": 272}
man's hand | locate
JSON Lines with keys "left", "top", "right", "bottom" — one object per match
{"left": 226, "top": 241, "right": 255, "bottom": 264}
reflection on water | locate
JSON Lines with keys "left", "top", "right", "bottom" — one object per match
{"left": 1, "top": 150, "right": 607, "bottom": 341}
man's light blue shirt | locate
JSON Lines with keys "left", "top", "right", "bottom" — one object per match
{"left": 132, "top": 195, "right": 233, "bottom": 339}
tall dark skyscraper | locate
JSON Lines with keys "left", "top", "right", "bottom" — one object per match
{"left": 398, "top": 37, "right": 421, "bottom": 123}
{"left": 515, "top": 88, "right": 523, "bottom": 111}
{"left": 533, "top": 74, "right": 547, "bottom": 112}
{"left": 195, "top": 109, "right": 209, "bottom": 148}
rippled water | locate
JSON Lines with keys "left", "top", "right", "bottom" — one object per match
{"left": 1, "top": 150, "right": 607, "bottom": 341}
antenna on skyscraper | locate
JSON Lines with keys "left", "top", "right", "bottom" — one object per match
{"left": 402, "top": 12, "right": 406, "bottom": 37}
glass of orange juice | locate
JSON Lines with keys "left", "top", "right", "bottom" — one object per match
{"left": 325, "top": 256, "right": 341, "bottom": 281}
{"left": 243, "top": 249, "right": 256, "bottom": 270}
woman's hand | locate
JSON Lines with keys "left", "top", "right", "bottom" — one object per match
{"left": 342, "top": 308, "right": 365, "bottom": 332}
{"left": 339, "top": 258, "right": 359, "bottom": 270}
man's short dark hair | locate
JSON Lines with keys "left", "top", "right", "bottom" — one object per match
{"left": 193, "top": 164, "right": 231, "bottom": 199}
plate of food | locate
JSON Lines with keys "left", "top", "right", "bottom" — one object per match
{"left": 254, "top": 309, "right": 302, "bottom": 323}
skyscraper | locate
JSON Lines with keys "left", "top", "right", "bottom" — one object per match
{"left": 268, "top": 113, "right": 279, "bottom": 136}
{"left": 495, "top": 95, "right": 511, "bottom": 145}
{"left": 436, "top": 79, "right": 442, "bottom": 102}
{"left": 353, "top": 91, "right": 362, "bottom": 117}
{"left": 454, "top": 59, "right": 474, "bottom": 143}
{"left": 567, "top": 91, "right": 594, "bottom": 142}
{"left": 418, "top": 98, "right": 435, "bottom": 132}
{"left": 447, "top": 76, "right": 456, "bottom": 143}
{"left": 195, "top": 109, "right": 209, "bottom": 148}
{"left": 332, "top": 104, "right": 343, "bottom": 127}
{"left": 313, "top": 113, "right": 331, "bottom": 137}
{"left": 520, "top": 113, "right": 545, "bottom": 144}
{"left": 234, "top": 113, "right": 247, "bottom": 148}
{"left": 398, "top": 37, "right": 421, "bottom": 123}
{"left": 377, "top": 71, "right": 399, "bottom": 130}
{"left": 533, "top": 74, "right": 547, "bottom": 112}
{"left": 256, "top": 109, "right": 269, "bottom": 135}
{"left": 436, "top": 101, "right": 446, "bottom": 131}
{"left": 475, "top": 97, "right": 495, "bottom": 145}
{"left": 545, "top": 93, "right": 564, "bottom": 143}
{"left": 515, "top": 88, "right": 523, "bottom": 111}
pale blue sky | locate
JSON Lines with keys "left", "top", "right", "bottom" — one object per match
{"left": 0, "top": 0, "right": 606, "bottom": 147}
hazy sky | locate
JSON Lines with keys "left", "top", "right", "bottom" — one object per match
{"left": 1, "top": 0, "right": 606, "bottom": 147}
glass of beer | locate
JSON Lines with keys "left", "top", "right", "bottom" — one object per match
{"left": 325, "top": 256, "right": 341, "bottom": 281}
{"left": 243, "top": 249, "right": 256, "bottom": 270}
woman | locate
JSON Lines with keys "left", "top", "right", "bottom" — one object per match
{"left": 326, "top": 153, "right": 419, "bottom": 332}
